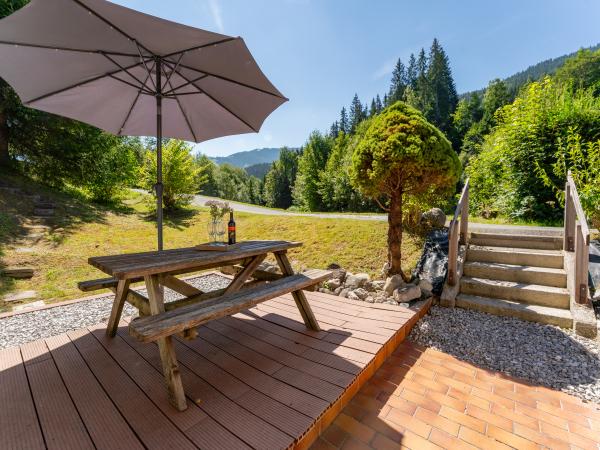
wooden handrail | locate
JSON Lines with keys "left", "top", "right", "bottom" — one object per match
{"left": 563, "top": 171, "right": 590, "bottom": 304}
{"left": 447, "top": 179, "right": 469, "bottom": 286}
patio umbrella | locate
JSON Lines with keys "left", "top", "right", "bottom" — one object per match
{"left": 0, "top": 0, "right": 287, "bottom": 250}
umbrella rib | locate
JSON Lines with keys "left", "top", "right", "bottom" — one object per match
{"left": 163, "top": 74, "right": 209, "bottom": 96}
{"left": 102, "top": 53, "right": 150, "bottom": 91}
{"left": 160, "top": 65, "right": 199, "bottom": 142}
{"left": 163, "top": 53, "right": 184, "bottom": 90}
{"left": 118, "top": 63, "right": 155, "bottom": 134}
{"left": 163, "top": 60, "right": 257, "bottom": 133}
{"left": 0, "top": 41, "right": 139, "bottom": 58}
{"left": 108, "top": 74, "right": 154, "bottom": 95}
{"left": 24, "top": 60, "right": 147, "bottom": 105}
{"left": 70, "top": 0, "right": 154, "bottom": 56}
{"left": 162, "top": 37, "right": 237, "bottom": 59}
{"left": 174, "top": 62, "right": 288, "bottom": 100}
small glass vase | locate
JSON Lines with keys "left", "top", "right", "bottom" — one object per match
{"left": 207, "top": 217, "right": 226, "bottom": 244}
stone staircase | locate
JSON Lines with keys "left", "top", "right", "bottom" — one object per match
{"left": 455, "top": 231, "right": 573, "bottom": 328}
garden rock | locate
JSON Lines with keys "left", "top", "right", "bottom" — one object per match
{"left": 327, "top": 278, "right": 342, "bottom": 290}
{"left": 421, "top": 207, "right": 446, "bottom": 228}
{"left": 381, "top": 262, "right": 391, "bottom": 277}
{"left": 393, "top": 284, "right": 421, "bottom": 303}
{"left": 334, "top": 287, "right": 343, "bottom": 295}
{"left": 353, "top": 288, "right": 369, "bottom": 300}
{"left": 347, "top": 291, "right": 360, "bottom": 301}
{"left": 339, "top": 288, "right": 351, "bottom": 298}
{"left": 418, "top": 279, "right": 433, "bottom": 297}
{"left": 326, "top": 263, "right": 347, "bottom": 282}
{"left": 384, "top": 274, "right": 405, "bottom": 296}
{"left": 365, "top": 296, "right": 375, "bottom": 303}
{"left": 345, "top": 273, "right": 370, "bottom": 289}
{"left": 370, "top": 280, "right": 386, "bottom": 291}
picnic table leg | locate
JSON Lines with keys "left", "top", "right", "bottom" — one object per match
{"left": 274, "top": 251, "right": 321, "bottom": 331}
{"left": 144, "top": 274, "right": 188, "bottom": 411}
{"left": 106, "top": 279, "right": 130, "bottom": 337}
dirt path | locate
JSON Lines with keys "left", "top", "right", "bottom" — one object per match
{"left": 192, "top": 194, "right": 565, "bottom": 234}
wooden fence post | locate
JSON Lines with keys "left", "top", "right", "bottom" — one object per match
{"left": 564, "top": 182, "right": 575, "bottom": 252}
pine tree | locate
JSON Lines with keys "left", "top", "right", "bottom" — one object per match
{"left": 375, "top": 94, "right": 383, "bottom": 113}
{"left": 369, "top": 98, "right": 377, "bottom": 117}
{"left": 427, "top": 38, "right": 458, "bottom": 136}
{"left": 383, "top": 93, "right": 389, "bottom": 107}
{"left": 406, "top": 53, "right": 417, "bottom": 88}
{"left": 406, "top": 48, "right": 433, "bottom": 117}
{"left": 388, "top": 58, "right": 407, "bottom": 103}
{"left": 349, "top": 93, "right": 364, "bottom": 133}
{"left": 329, "top": 120, "right": 340, "bottom": 138}
{"left": 339, "top": 107, "right": 349, "bottom": 134}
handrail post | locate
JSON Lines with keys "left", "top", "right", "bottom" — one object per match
{"left": 564, "top": 181, "right": 575, "bottom": 252}
{"left": 448, "top": 221, "right": 458, "bottom": 286}
{"left": 459, "top": 183, "right": 469, "bottom": 246}
{"left": 575, "top": 223, "right": 590, "bottom": 304}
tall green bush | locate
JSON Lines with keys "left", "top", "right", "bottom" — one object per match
{"left": 535, "top": 129, "right": 600, "bottom": 229}
{"left": 139, "top": 140, "right": 202, "bottom": 211}
{"left": 351, "top": 102, "right": 460, "bottom": 279}
{"left": 467, "top": 77, "right": 600, "bottom": 221}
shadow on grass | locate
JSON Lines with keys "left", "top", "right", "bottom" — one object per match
{"left": 139, "top": 206, "right": 199, "bottom": 231}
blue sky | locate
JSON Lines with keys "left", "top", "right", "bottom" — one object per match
{"left": 114, "top": 0, "right": 600, "bottom": 157}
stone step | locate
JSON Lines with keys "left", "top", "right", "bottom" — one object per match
{"left": 467, "top": 245, "right": 564, "bottom": 269}
{"left": 2, "top": 290, "right": 38, "bottom": 303}
{"left": 34, "top": 202, "right": 56, "bottom": 209}
{"left": 460, "top": 276, "right": 570, "bottom": 309}
{"left": 456, "top": 293, "right": 573, "bottom": 328}
{"left": 463, "top": 261, "right": 567, "bottom": 288}
{"left": 0, "top": 267, "right": 35, "bottom": 278}
{"left": 0, "top": 187, "right": 22, "bottom": 194}
{"left": 469, "top": 232, "right": 563, "bottom": 250}
{"left": 33, "top": 208, "right": 55, "bottom": 217}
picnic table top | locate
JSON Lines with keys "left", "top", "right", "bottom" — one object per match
{"left": 88, "top": 240, "right": 302, "bottom": 280}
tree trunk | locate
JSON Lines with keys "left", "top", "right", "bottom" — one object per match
{"left": 0, "top": 108, "right": 9, "bottom": 168}
{"left": 387, "top": 192, "right": 409, "bottom": 281}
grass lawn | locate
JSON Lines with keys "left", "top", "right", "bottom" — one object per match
{"left": 0, "top": 178, "right": 424, "bottom": 308}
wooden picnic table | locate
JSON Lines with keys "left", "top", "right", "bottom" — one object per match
{"left": 82, "top": 240, "right": 330, "bottom": 410}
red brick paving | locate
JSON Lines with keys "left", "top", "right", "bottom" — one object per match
{"left": 312, "top": 340, "right": 600, "bottom": 449}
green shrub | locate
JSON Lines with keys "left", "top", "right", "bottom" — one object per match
{"left": 467, "top": 77, "right": 600, "bottom": 221}
{"left": 350, "top": 101, "right": 460, "bottom": 279}
{"left": 139, "top": 140, "right": 201, "bottom": 211}
{"left": 535, "top": 129, "right": 600, "bottom": 229}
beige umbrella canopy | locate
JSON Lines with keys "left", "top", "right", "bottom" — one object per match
{"left": 0, "top": 0, "right": 287, "bottom": 249}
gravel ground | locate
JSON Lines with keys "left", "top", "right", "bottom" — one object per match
{"left": 409, "top": 306, "right": 600, "bottom": 404}
{"left": 0, "top": 274, "right": 231, "bottom": 349}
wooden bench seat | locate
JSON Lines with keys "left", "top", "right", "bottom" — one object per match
{"left": 129, "top": 268, "right": 331, "bottom": 343}
{"left": 78, "top": 276, "right": 144, "bottom": 292}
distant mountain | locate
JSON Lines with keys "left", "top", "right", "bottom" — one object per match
{"left": 210, "top": 147, "right": 281, "bottom": 168}
{"left": 245, "top": 162, "right": 272, "bottom": 179}
{"left": 462, "top": 42, "right": 600, "bottom": 98}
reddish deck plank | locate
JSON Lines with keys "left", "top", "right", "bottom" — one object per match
{"left": 21, "top": 340, "right": 94, "bottom": 450}
{"left": 45, "top": 334, "right": 144, "bottom": 450}
{"left": 0, "top": 347, "right": 45, "bottom": 450}
{"left": 1, "top": 291, "right": 428, "bottom": 450}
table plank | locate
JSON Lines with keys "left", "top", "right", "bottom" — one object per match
{"left": 89, "top": 241, "right": 301, "bottom": 279}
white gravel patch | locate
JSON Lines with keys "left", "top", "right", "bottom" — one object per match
{"left": 409, "top": 306, "right": 600, "bottom": 404}
{"left": 0, "top": 273, "right": 231, "bottom": 349}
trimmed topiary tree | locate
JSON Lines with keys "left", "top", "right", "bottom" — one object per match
{"left": 350, "top": 101, "right": 460, "bottom": 280}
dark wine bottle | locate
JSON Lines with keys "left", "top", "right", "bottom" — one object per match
{"left": 228, "top": 210, "right": 236, "bottom": 245}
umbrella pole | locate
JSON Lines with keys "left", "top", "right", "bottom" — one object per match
{"left": 156, "top": 58, "right": 163, "bottom": 251}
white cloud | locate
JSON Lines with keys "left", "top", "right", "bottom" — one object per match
{"left": 263, "top": 133, "right": 273, "bottom": 143}
{"left": 372, "top": 58, "right": 395, "bottom": 80}
{"left": 208, "top": 0, "right": 224, "bottom": 33}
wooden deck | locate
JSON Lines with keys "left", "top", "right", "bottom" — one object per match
{"left": 0, "top": 291, "right": 430, "bottom": 450}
